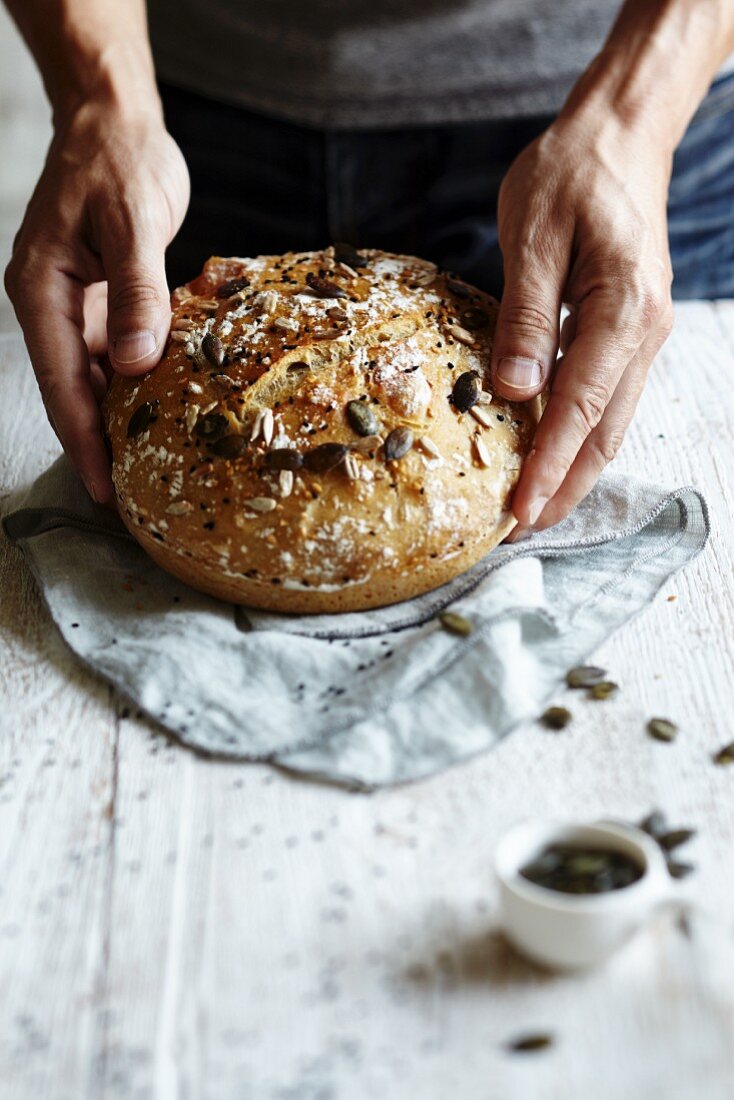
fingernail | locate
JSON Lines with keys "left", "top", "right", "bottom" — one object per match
{"left": 497, "top": 356, "right": 543, "bottom": 390}
{"left": 83, "top": 479, "right": 98, "bottom": 503}
{"left": 113, "top": 330, "right": 157, "bottom": 364}
{"left": 527, "top": 496, "right": 548, "bottom": 526}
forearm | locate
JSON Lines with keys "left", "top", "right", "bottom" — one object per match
{"left": 3, "top": 0, "right": 159, "bottom": 123}
{"left": 3, "top": 0, "right": 189, "bottom": 504}
{"left": 560, "top": 0, "right": 734, "bottom": 153}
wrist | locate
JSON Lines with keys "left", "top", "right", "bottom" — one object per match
{"left": 558, "top": 44, "right": 684, "bottom": 159}
{"left": 558, "top": 0, "right": 732, "bottom": 157}
{"left": 50, "top": 39, "right": 161, "bottom": 131}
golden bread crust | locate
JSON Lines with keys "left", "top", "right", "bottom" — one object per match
{"left": 104, "top": 248, "right": 536, "bottom": 612}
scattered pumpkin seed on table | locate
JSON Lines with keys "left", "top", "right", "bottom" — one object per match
{"left": 566, "top": 665, "right": 606, "bottom": 689}
{"left": 439, "top": 611, "right": 473, "bottom": 637}
{"left": 647, "top": 718, "right": 678, "bottom": 743}
{"left": 636, "top": 812, "right": 697, "bottom": 879}
{"left": 639, "top": 810, "right": 668, "bottom": 838}
{"left": 658, "top": 828, "right": 696, "bottom": 851}
{"left": 713, "top": 742, "right": 734, "bottom": 765}
{"left": 541, "top": 706, "right": 572, "bottom": 730}
{"left": 506, "top": 1033, "right": 554, "bottom": 1054}
{"left": 589, "top": 680, "right": 619, "bottom": 700}
{"left": 667, "top": 860, "right": 695, "bottom": 880}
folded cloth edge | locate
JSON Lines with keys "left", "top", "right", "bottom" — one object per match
{"left": 0, "top": 462, "right": 711, "bottom": 788}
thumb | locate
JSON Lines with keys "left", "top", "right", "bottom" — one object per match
{"left": 104, "top": 231, "right": 171, "bottom": 376}
{"left": 490, "top": 261, "right": 563, "bottom": 401}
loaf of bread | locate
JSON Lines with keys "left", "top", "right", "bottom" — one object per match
{"left": 103, "top": 248, "right": 537, "bottom": 612}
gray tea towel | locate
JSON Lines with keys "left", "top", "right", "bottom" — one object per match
{"left": 2, "top": 457, "right": 708, "bottom": 788}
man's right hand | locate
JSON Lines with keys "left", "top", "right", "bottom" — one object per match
{"left": 4, "top": 99, "right": 190, "bottom": 502}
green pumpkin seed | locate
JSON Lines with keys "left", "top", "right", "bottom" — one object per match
{"left": 639, "top": 810, "right": 667, "bottom": 838}
{"left": 346, "top": 400, "right": 379, "bottom": 437}
{"left": 638, "top": 812, "right": 697, "bottom": 874}
{"left": 589, "top": 680, "right": 618, "bottom": 700}
{"left": 667, "top": 859, "right": 695, "bottom": 880}
{"left": 566, "top": 854, "right": 609, "bottom": 876}
{"left": 462, "top": 307, "right": 490, "bottom": 331}
{"left": 265, "top": 448, "right": 303, "bottom": 471}
{"left": 333, "top": 242, "right": 367, "bottom": 268}
{"left": 520, "top": 843, "right": 643, "bottom": 895}
{"left": 439, "top": 611, "right": 473, "bottom": 637}
{"left": 195, "top": 413, "right": 229, "bottom": 442}
{"left": 211, "top": 434, "right": 247, "bottom": 458}
{"left": 216, "top": 276, "right": 249, "bottom": 298}
{"left": 541, "top": 706, "right": 572, "bottom": 730}
{"left": 202, "top": 332, "right": 224, "bottom": 368}
{"left": 451, "top": 370, "right": 480, "bottom": 413}
{"left": 647, "top": 718, "right": 678, "bottom": 743}
{"left": 303, "top": 442, "right": 348, "bottom": 472}
{"left": 446, "top": 276, "right": 473, "bottom": 300}
{"left": 127, "top": 402, "right": 153, "bottom": 438}
{"left": 713, "top": 741, "right": 734, "bottom": 765}
{"left": 507, "top": 1033, "right": 554, "bottom": 1053}
{"left": 566, "top": 665, "right": 606, "bottom": 689}
{"left": 306, "top": 272, "right": 347, "bottom": 299}
{"left": 658, "top": 828, "right": 696, "bottom": 852}
{"left": 384, "top": 427, "right": 414, "bottom": 462}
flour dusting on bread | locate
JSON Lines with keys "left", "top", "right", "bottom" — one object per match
{"left": 104, "top": 248, "right": 536, "bottom": 612}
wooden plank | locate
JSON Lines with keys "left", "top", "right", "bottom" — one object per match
{"left": 0, "top": 346, "right": 119, "bottom": 1098}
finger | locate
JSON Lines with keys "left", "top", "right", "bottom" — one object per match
{"left": 83, "top": 281, "right": 109, "bottom": 357}
{"left": 504, "top": 525, "right": 534, "bottom": 544}
{"left": 89, "top": 359, "right": 110, "bottom": 404}
{"left": 97, "top": 351, "right": 115, "bottom": 386}
{"left": 560, "top": 307, "right": 576, "bottom": 354}
{"left": 490, "top": 246, "right": 567, "bottom": 402}
{"left": 528, "top": 331, "right": 660, "bottom": 530}
{"left": 511, "top": 288, "right": 659, "bottom": 527}
{"left": 101, "top": 212, "right": 171, "bottom": 376}
{"left": 6, "top": 255, "right": 113, "bottom": 502}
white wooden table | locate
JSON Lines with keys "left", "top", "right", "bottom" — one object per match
{"left": 1, "top": 306, "right": 734, "bottom": 1100}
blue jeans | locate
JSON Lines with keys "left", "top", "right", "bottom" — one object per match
{"left": 161, "top": 72, "right": 734, "bottom": 299}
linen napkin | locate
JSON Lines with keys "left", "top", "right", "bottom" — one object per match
{"left": 2, "top": 456, "right": 708, "bottom": 787}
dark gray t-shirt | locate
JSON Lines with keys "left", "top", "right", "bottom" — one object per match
{"left": 147, "top": 1, "right": 730, "bottom": 129}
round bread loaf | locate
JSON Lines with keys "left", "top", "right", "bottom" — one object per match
{"left": 103, "top": 248, "right": 537, "bottom": 613}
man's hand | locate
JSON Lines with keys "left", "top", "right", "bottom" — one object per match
{"left": 491, "top": 0, "right": 734, "bottom": 535}
{"left": 492, "top": 111, "right": 673, "bottom": 532}
{"left": 4, "top": 101, "right": 189, "bottom": 502}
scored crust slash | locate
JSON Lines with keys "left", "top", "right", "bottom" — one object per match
{"left": 103, "top": 247, "right": 539, "bottom": 613}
